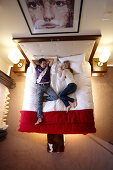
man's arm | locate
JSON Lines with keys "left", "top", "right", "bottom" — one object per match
{"left": 48, "top": 59, "right": 54, "bottom": 67}
{"left": 31, "top": 60, "right": 38, "bottom": 68}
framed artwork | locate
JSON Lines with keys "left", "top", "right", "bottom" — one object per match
{"left": 17, "top": 0, "right": 83, "bottom": 35}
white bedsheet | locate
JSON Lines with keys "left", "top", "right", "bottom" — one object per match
{"left": 22, "top": 62, "right": 94, "bottom": 112}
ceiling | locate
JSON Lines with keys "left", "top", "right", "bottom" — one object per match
{"left": 0, "top": 0, "right": 113, "bottom": 65}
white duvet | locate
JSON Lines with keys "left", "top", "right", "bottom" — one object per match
{"left": 22, "top": 62, "right": 94, "bottom": 112}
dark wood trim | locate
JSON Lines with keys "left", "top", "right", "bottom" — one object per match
{"left": 92, "top": 71, "right": 107, "bottom": 73}
{"left": 0, "top": 70, "right": 16, "bottom": 89}
{"left": 89, "top": 37, "right": 101, "bottom": 63}
{"left": 47, "top": 134, "right": 64, "bottom": 152}
{"left": 13, "top": 35, "right": 101, "bottom": 43}
{"left": 0, "top": 129, "right": 7, "bottom": 141}
{"left": 17, "top": 44, "right": 30, "bottom": 66}
{"left": 89, "top": 37, "right": 101, "bottom": 71}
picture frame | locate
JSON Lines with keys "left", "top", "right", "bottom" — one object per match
{"left": 17, "top": 0, "right": 83, "bottom": 35}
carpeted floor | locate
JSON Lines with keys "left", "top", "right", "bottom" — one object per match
{"left": 91, "top": 67, "right": 113, "bottom": 144}
{"left": 0, "top": 67, "right": 113, "bottom": 170}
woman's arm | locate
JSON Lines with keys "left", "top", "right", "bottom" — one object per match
{"left": 57, "top": 69, "right": 66, "bottom": 81}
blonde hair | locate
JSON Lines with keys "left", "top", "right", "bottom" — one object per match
{"left": 63, "top": 60, "right": 73, "bottom": 73}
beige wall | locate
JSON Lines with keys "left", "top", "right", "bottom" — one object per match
{"left": 0, "top": 44, "right": 13, "bottom": 75}
{"left": 0, "top": 57, "right": 11, "bottom": 75}
{"left": 1, "top": 0, "right": 113, "bottom": 66}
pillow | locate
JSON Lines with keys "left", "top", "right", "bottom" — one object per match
{"left": 32, "top": 55, "right": 58, "bottom": 63}
{"left": 82, "top": 61, "right": 91, "bottom": 76}
{"left": 58, "top": 54, "right": 85, "bottom": 74}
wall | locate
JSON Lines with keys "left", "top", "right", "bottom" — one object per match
{"left": 0, "top": 57, "right": 10, "bottom": 75}
{"left": 92, "top": 67, "right": 113, "bottom": 143}
{"left": 0, "top": 0, "right": 113, "bottom": 66}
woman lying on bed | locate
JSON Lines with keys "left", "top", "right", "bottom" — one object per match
{"left": 58, "top": 61, "right": 77, "bottom": 112}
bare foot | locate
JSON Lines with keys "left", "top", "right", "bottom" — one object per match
{"left": 66, "top": 105, "right": 72, "bottom": 112}
{"left": 73, "top": 99, "right": 77, "bottom": 108}
{"left": 35, "top": 118, "right": 42, "bottom": 125}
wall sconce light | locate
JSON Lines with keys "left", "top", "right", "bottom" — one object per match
{"left": 8, "top": 50, "right": 20, "bottom": 64}
{"left": 98, "top": 49, "right": 111, "bottom": 67}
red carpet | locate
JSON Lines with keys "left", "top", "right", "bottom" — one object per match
{"left": 18, "top": 109, "right": 96, "bottom": 134}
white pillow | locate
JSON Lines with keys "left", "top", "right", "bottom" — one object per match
{"left": 32, "top": 55, "right": 58, "bottom": 63}
{"left": 58, "top": 54, "right": 85, "bottom": 74}
{"left": 82, "top": 61, "right": 91, "bottom": 76}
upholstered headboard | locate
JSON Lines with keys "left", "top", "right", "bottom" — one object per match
{"left": 13, "top": 35, "right": 101, "bottom": 70}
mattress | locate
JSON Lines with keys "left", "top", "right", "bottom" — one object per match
{"left": 22, "top": 61, "right": 93, "bottom": 112}
{"left": 19, "top": 59, "right": 96, "bottom": 134}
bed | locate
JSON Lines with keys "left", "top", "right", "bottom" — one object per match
{"left": 14, "top": 35, "right": 101, "bottom": 134}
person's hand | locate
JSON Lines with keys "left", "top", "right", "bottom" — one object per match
{"left": 61, "top": 65, "right": 64, "bottom": 70}
{"left": 32, "top": 60, "right": 39, "bottom": 64}
{"left": 31, "top": 60, "right": 38, "bottom": 68}
{"left": 58, "top": 65, "right": 61, "bottom": 72}
{"left": 48, "top": 59, "right": 54, "bottom": 67}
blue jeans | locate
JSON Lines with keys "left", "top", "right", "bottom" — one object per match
{"left": 37, "top": 84, "right": 58, "bottom": 118}
{"left": 58, "top": 83, "right": 77, "bottom": 107}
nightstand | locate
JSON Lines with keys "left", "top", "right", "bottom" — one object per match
{"left": 12, "top": 59, "right": 27, "bottom": 76}
{"left": 92, "top": 58, "right": 107, "bottom": 77}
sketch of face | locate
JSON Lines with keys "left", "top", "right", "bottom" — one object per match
{"left": 26, "top": 0, "right": 74, "bottom": 29}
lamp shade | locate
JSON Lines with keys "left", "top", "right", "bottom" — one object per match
{"left": 99, "top": 49, "right": 111, "bottom": 63}
{"left": 8, "top": 51, "right": 20, "bottom": 64}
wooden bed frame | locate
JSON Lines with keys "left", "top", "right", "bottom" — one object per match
{"left": 13, "top": 35, "right": 101, "bottom": 152}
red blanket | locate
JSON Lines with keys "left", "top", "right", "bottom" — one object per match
{"left": 18, "top": 109, "right": 96, "bottom": 134}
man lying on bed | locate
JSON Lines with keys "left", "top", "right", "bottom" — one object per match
{"left": 32, "top": 58, "right": 58, "bottom": 125}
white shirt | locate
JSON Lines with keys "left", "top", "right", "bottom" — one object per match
{"left": 57, "top": 69, "right": 76, "bottom": 85}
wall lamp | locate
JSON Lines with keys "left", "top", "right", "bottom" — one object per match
{"left": 97, "top": 49, "right": 111, "bottom": 67}
{"left": 8, "top": 50, "right": 20, "bottom": 64}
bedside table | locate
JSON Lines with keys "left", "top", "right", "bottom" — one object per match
{"left": 92, "top": 58, "right": 107, "bottom": 77}
{"left": 12, "top": 59, "right": 27, "bottom": 75}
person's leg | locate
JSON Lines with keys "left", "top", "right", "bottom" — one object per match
{"left": 68, "top": 83, "right": 77, "bottom": 108}
{"left": 58, "top": 83, "right": 77, "bottom": 110}
{"left": 44, "top": 85, "right": 58, "bottom": 102}
{"left": 59, "top": 84, "right": 77, "bottom": 104}
{"left": 58, "top": 89, "right": 70, "bottom": 107}
{"left": 60, "top": 83, "right": 77, "bottom": 98}
{"left": 35, "top": 85, "right": 44, "bottom": 125}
